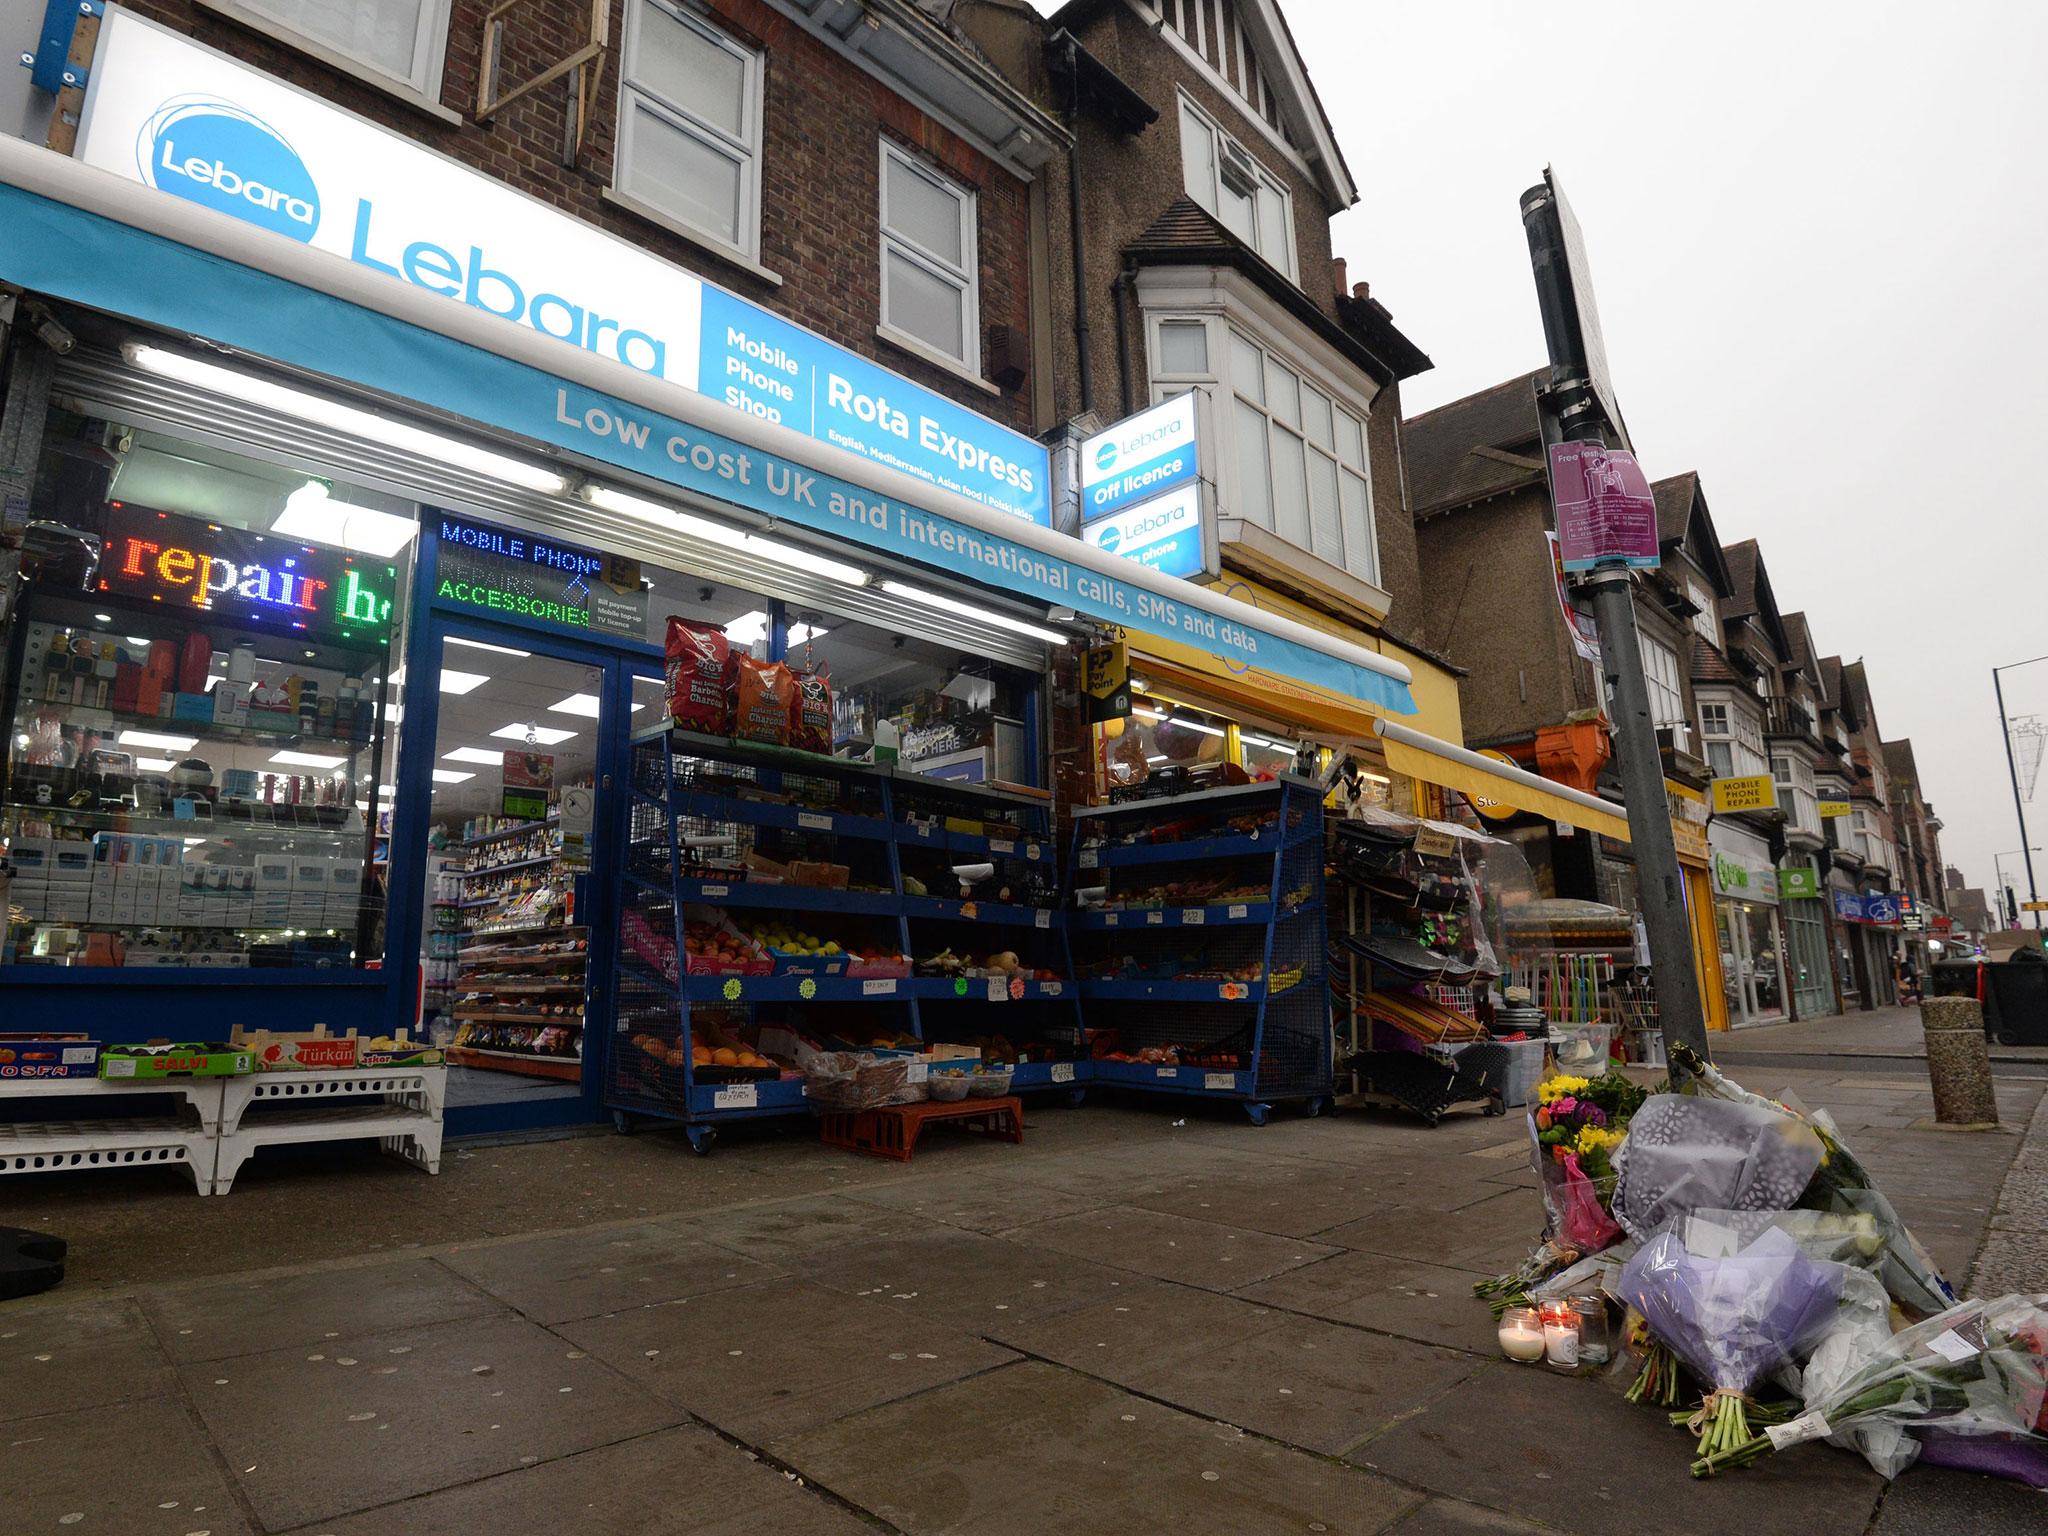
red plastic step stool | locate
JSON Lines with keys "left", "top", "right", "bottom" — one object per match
{"left": 820, "top": 1095, "right": 1024, "bottom": 1162}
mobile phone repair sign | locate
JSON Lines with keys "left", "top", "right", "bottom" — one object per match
{"left": 1079, "top": 394, "right": 1210, "bottom": 580}
{"left": 75, "top": 8, "right": 1050, "bottom": 526}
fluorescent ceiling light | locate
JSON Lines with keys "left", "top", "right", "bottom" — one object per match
{"left": 271, "top": 480, "right": 419, "bottom": 558}
{"left": 1132, "top": 707, "right": 1224, "bottom": 739}
{"left": 93, "top": 611, "right": 112, "bottom": 623}
{"left": 443, "top": 746, "right": 508, "bottom": 765}
{"left": 878, "top": 581, "right": 1067, "bottom": 645}
{"left": 583, "top": 484, "right": 869, "bottom": 586}
{"left": 439, "top": 668, "right": 491, "bottom": 695}
{"left": 126, "top": 636, "right": 150, "bottom": 647}
{"left": 126, "top": 344, "right": 566, "bottom": 493}
{"left": 119, "top": 729, "right": 199, "bottom": 753}
{"left": 490, "top": 723, "right": 578, "bottom": 746}
{"left": 547, "top": 692, "right": 602, "bottom": 719}
{"left": 133, "top": 756, "right": 176, "bottom": 773}
{"left": 270, "top": 750, "right": 346, "bottom": 770}
{"left": 431, "top": 768, "right": 475, "bottom": 784}
{"left": 722, "top": 609, "right": 769, "bottom": 647}
{"left": 447, "top": 637, "right": 532, "bottom": 658}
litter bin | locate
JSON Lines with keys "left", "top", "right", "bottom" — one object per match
{"left": 1983, "top": 952, "right": 2048, "bottom": 1047}
{"left": 1928, "top": 959, "right": 1980, "bottom": 1000}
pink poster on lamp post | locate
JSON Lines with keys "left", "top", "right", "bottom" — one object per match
{"left": 1549, "top": 440, "right": 1660, "bottom": 571}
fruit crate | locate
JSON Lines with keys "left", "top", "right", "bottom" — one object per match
{"left": 1068, "top": 777, "right": 1329, "bottom": 1125}
{"left": 603, "top": 728, "right": 1082, "bottom": 1153}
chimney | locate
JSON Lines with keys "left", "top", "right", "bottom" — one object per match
{"left": 1330, "top": 257, "right": 1347, "bottom": 301}
{"left": 1352, "top": 280, "right": 1371, "bottom": 301}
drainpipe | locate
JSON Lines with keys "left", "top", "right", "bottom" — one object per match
{"left": 1062, "top": 35, "right": 1094, "bottom": 416}
{"left": 1111, "top": 263, "right": 1137, "bottom": 419}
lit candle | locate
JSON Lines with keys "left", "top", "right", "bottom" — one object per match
{"left": 1542, "top": 1304, "right": 1580, "bottom": 1368}
{"left": 1498, "top": 1306, "right": 1545, "bottom": 1363}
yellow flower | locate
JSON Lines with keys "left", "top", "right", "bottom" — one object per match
{"left": 1537, "top": 1074, "right": 1591, "bottom": 1105}
{"left": 1574, "top": 1124, "right": 1623, "bottom": 1156}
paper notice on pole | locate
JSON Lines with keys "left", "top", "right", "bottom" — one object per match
{"left": 1766, "top": 1411, "right": 1831, "bottom": 1450}
{"left": 1544, "top": 532, "right": 1603, "bottom": 665}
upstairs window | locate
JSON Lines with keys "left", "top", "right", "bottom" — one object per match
{"left": 1642, "top": 635, "right": 1686, "bottom": 728}
{"left": 615, "top": 0, "right": 763, "bottom": 261}
{"left": 1688, "top": 577, "right": 1719, "bottom": 643}
{"left": 1225, "top": 327, "right": 1375, "bottom": 583}
{"left": 1179, "top": 94, "right": 1296, "bottom": 280}
{"left": 220, "top": 0, "right": 451, "bottom": 97}
{"left": 879, "top": 142, "right": 980, "bottom": 372}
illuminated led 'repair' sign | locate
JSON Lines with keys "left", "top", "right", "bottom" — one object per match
{"left": 98, "top": 503, "right": 395, "bottom": 638}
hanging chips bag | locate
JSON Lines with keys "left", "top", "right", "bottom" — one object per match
{"left": 789, "top": 667, "right": 834, "bottom": 754}
{"left": 732, "top": 656, "right": 794, "bottom": 745}
{"left": 664, "top": 617, "right": 731, "bottom": 735}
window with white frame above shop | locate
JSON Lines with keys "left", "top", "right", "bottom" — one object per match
{"left": 213, "top": 0, "right": 451, "bottom": 97}
{"left": 1178, "top": 94, "right": 1297, "bottom": 279}
{"left": 1688, "top": 577, "right": 1719, "bottom": 643}
{"left": 1774, "top": 754, "right": 1820, "bottom": 833}
{"left": 879, "top": 142, "right": 980, "bottom": 371}
{"left": 614, "top": 0, "right": 763, "bottom": 261}
{"left": 1700, "top": 695, "right": 1767, "bottom": 780}
{"left": 1642, "top": 635, "right": 1686, "bottom": 728}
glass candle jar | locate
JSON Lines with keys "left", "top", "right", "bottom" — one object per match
{"left": 1497, "top": 1306, "right": 1545, "bottom": 1363}
{"left": 1541, "top": 1302, "right": 1580, "bottom": 1368}
{"left": 1571, "top": 1295, "right": 1611, "bottom": 1365}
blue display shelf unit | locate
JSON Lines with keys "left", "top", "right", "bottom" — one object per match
{"left": 1069, "top": 777, "right": 1330, "bottom": 1123}
{"left": 604, "top": 727, "right": 1082, "bottom": 1151}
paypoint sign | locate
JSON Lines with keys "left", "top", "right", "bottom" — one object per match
{"left": 77, "top": 11, "right": 1049, "bottom": 526}
{"left": 1078, "top": 395, "right": 1209, "bottom": 580}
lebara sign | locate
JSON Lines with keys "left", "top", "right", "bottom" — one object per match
{"left": 1079, "top": 395, "right": 1210, "bottom": 581}
{"left": 76, "top": 12, "right": 1049, "bottom": 526}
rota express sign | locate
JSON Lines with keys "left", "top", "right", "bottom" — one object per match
{"left": 97, "top": 503, "right": 395, "bottom": 640}
{"left": 75, "top": 12, "right": 1050, "bottom": 525}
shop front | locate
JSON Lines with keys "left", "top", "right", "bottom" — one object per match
{"left": 1777, "top": 857, "right": 1838, "bottom": 1020}
{"left": 1668, "top": 781, "right": 1730, "bottom": 1033}
{"left": 0, "top": 14, "right": 1428, "bottom": 1135}
{"left": 1709, "top": 823, "right": 1788, "bottom": 1027}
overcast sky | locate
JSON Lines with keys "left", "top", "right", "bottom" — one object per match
{"left": 1264, "top": 1, "right": 2048, "bottom": 906}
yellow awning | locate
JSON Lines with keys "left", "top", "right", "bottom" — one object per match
{"left": 1137, "top": 653, "right": 1387, "bottom": 742}
{"left": 1375, "top": 721, "right": 1632, "bottom": 843}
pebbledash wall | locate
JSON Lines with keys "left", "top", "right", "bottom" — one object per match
{"left": 93, "top": 0, "right": 1045, "bottom": 434}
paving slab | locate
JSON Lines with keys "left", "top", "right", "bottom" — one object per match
{"left": 1317, "top": 1190, "right": 1542, "bottom": 1272}
{"left": 998, "top": 1285, "right": 1480, "bottom": 1455}
{"left": 842, "top": 1167, "right": 1117, "bottom": 1232}
{"left": 139, "top": 1255, "right": 505, "bottom": 1363}
{"left": 557, "top": 1276, "right": 1018, "bottom": 1445}
{"left": 0, "top": 1396, "right": 256, "bottom": 1535}
{"left": 1120, "top": 1161, "right": 1424, "bottom": 1239}
{"left": 0, "top": 1297, "right": 175, "bottom": 1419}
{"left": 801, "top": 1226, "right": 1135, "bottom": 1329}
{"left": 178, "top": 1312, "right": 679, "bottom": 1531}
{"left": 288, "top": 1424, "right": 874, "bottom": 1536}
{"left": 673, "top": 1191, "right": 927, "bottom": 1260}
{"left": 1011, "top": 1204, "right": 1338, "bottom": 1291}
{"left": 778, "top": 1359, "right": 1422, "bottom": 1535}
{"left": 1349, "top": 1359, "right": 1884, "bottom": 1536}
{"left": 1872, "top": 1461, "right": 2048, "bottom": 1536}
{"left": 438, "top": 1222, "right": 783, "bottom": 1323}
{"left": 1235, "top": 1252, "right": 1506, "bottom": 1356}
{"left": 1383, "top": 1497, "right": 1555, "bottom": 1535}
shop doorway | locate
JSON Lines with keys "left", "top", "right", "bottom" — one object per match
{"left": 411, "top": 634, "right": 626, "bottom": 1114}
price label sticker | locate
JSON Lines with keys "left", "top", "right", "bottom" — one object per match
{"left": 1228, "top": 903, "right": 1249, "bottom": 919}
{"left": 1079, "top": 849, "right": 1099, "bottom": 869}
{"left": 990, "top": 839, "right": 1016, "bottom": 855}
{"left": 987, "top": 977, "right": 1007, "bottom": 1002}
{"left": 722, "top": 978, "right": 743, "bottom": 1001}
{"left": 906, "top": 1061, "right": 929, "bottom": 1084}
{"left": 798, "top": 812, "right": 832, "bottom": 831}
{"left": 1145, "top": 911, "right": 1164, "bottom": 926}
{"left": 1009, "top": 975, "right": 1026, "bottom": 1001}
{"left": 862, "top": 979, "right": 897, "bottom": 996}
{"left": 953, "top": 977, "right": 970, "bottom": 997}
{"left": 1050, "top": 1062, "right": 1074, "bottom": 1084}
{"left": 1155, "top": 1066, "right": 1178, "bottom": 1079}
{"left": 798, "top": 978, "right": 817, "bottom": 1001}
{"left": 1220, "top": 983, "right": 1248, "bottom": 1001}
{"left": 1025, "top": 844, "right": 1042, "bottom": 862}
{"left": 1204, "top": 1072, "right": 1235, "bottom": 1091}
{"left": 1926, "top": 1327, "right": 1982, "bottom": 1363}
{"left": 1182, "top": 908, "right": 1205, "bottom": 925}
{"left": 1041, "top": 981, "right": 1063, "bottom": 997}
{"left": 1766, "top": 1411, "right": 1831, "bottom": 1450}
{"left": 712, "top": 1083, "right": 757, "bottom": 1110}
{"left": 960, "top": 901, "right": 979, "bottom": 920}
{"left": 701, "top": 884, "right": 729, "bottom": 897}
{"left": 1034, "top": 909, "right": 1051, "bottom": 929}
{"left": 1104, "top": 912, "right": 1119, "bottom": 927}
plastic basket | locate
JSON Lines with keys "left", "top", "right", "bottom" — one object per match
{"left": 1547, "top": 1023, "right": 1615, "bottom": 1076}
{"left": 1499, "top": 1037, "right": 1547, "bottom": 1107}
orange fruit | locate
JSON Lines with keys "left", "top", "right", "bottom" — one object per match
{"left": 712, "top": 1047, "right": 740, "bottom": 1067}
{"left": 691, "top": 1045, "right": 712, "bottom": 1066}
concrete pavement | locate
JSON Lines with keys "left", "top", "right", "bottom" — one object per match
{"left": 3, "top": 1021, "right": 2044, "bottom": 1535}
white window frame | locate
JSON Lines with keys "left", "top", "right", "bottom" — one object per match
{"left": 877, "top": 140, "right": 982, "bottom": 376}
{"left": 201, "top": 0, "right": 453, "bottom": 110}
{"left": 1699, "top": 692, "right": 1768, "bottom": 780}
{"left": 1177, "top": 92, "right": 1297, "bottom": 281}
{"left": 613, "top": 0, "right": 766, "bottom": 266}
{"left": 1688, "top": 577, "right": 1719, "bottom": 643}
{"left": 1642, "top": 635, "right": 1686, "bottom": 728}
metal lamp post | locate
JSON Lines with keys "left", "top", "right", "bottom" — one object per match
{"left": 1992, "top": 656, "right": 2047, "bottom": 930}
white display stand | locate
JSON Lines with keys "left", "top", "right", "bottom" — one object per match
{"left": 213, "top": 1066, "right": 445, "bottom": 1194}
{"left": 0, "top": 1064, "right": 446, "bottom": 1196}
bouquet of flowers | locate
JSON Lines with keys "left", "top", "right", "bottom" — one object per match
{"left": 1619, "top": 1225, "right": 1845, "bottom": 1464}
{"left": 1696, "top": 1295, "right": 2048, "bottom": 1479}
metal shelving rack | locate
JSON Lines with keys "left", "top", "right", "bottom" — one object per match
{"left": 606, "top": 727, "right": 1081, "bottom": 1152}
{"left": 1069, "top": 777, "right": 1330, "bottom": 1123}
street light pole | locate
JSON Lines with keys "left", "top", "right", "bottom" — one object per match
{"left": 1992, "top": 657, "right": 2047, "bottom": 930}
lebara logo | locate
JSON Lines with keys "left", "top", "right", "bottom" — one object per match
{"left": 1096, "top": 525, "right": 1123, "bottom": 553}
{"left": 138, "top": 98, "right": 320, "bottom": 242}
{"left": 1094, "top": 440, "right": 1119, "bottom": 472}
